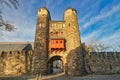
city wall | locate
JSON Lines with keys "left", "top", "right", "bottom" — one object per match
{"left": 84, "top": 52, "right": 120, "bottom": 74}
{"left": 0, "top": 50, "right": 33, "bottom": 76}
{"left": 0, "top": 49, "right": 120, "bottom": 76}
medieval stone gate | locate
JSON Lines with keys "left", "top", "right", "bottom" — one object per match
{"left": 32, "top": 7, "right": 85, "bottom": 76}
{"left": 48, "top": 55, "right": 64, "bottom": 74}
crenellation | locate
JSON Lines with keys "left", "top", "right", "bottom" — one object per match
{"left": 0, "top": 50, "right": 33, "bottom": 75}
{"left": 0, "top": 6, "right": 120, "bottom": 76}
{"left": 85, "top": 52, "right": 120, "bottom": 74}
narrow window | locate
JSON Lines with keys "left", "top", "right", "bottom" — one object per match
{"left": 39, "top": 24, "right": 41, "bottom": 27}
{"left": 56, "top": 32, "right": 58, "bottom": 34}
{"left": 51, "top": 48, "right": 54, "bottom": 51}
{"left": 17, "top": 51, "right": 20, "bottom": 54}
{"left": 60, "top": 48, "right": 63, "bottom": 51}
{"left": 10, "top": 51, "right": 12, "bottom": 54}
{"left": 63, "top": 24, "right": 65, "bottom": 28}
{"left": 69, "top": 23, "right": 70, "bottom": 27}
{"left": 61, "top": 32, "right": 64, "bottom": 35}
{"left": 56, "top": 48, "right": 59, "bottom": 50}
{"left": 50, "top": 32, "right": 53, "bottom": 35}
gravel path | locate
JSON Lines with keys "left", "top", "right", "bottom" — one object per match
{"left": 0, "top": 73, "right": 120, "bottom": 80}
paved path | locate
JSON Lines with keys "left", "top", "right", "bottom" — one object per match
{"left": 0, "top": 73, "right": 120, "bottom": 80}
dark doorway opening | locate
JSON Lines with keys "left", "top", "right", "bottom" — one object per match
{"left": 48, "top": 56, "right": 64, "bottom": 74}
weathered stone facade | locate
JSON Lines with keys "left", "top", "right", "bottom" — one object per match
{"left": 0, "top": 7, "right": 120, "bottom": 77}
{"left": 0, "top": 50, "right": 33, "bottom": 76}
{"left": 84, "top": 52, "right": 120, "bottom": 74}
{"left": 33, "top": 7, "right": 85, "bottom": 76}
{"left": 32, "top": 7, "right": 50, "bottom": 75}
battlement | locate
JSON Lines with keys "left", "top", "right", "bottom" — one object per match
{"left": 85, "top": 52, "right": 120, "bottom": 74}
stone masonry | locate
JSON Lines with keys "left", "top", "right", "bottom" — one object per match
{"left": 0, "top": 7, "right": 120, "bottom": 77}
{"left": 0, "top": 50, "right": 33, "bottom": 76}
{"left": 32, "top": 7, "right": 50, "bottom": 75}
{"left": 32, "top": 7, "right": 86, "bottom": 76}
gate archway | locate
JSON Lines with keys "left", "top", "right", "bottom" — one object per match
{"left": 48, "top": 56, "right": 64, "bottom": 74}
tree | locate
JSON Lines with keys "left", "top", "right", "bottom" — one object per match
{"left": 0, "top": 0, "right": 19, "bottom": 31}
{"left": 88, "top": 39, "right": 110, "bottom": 52}
{"left": 112, "top": 42, "right": 120, "bottom": 52}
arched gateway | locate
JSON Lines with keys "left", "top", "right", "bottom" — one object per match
{"left": 48, "top": 56, "right": 64, "bottom": 74}
{"left": 32, "top": 7, "right": 85, "bottom": 76}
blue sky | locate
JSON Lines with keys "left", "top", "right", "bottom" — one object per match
{"left": 0, "top": 0, "right": 120, "bottom": 51}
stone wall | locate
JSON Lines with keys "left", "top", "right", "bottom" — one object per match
{"left": 66, "top": 46, "right": 87, "bottom": 76}
{"left": 33, "top": 7, "right": 50, "bottom": 75}
{"left": 84, "top": 52, "right": 120, "bottom": 74}
{"left": 0, "top": 50, "right": 33, "bottom": 76}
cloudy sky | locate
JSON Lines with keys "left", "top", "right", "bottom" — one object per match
{"left": 0, "top": 0, "right": 120, "bottom": 51}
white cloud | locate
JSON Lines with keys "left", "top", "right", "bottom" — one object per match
{"left": 0, "top": 0, "right": 36, "bottom": 42}
{"left": 81, "top": 20, "right": 120, "bottom": 45}
{"left": 82, "top": 3, "right": 120, "bottom": 28}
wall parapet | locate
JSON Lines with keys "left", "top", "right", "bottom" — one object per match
{"left": 84, "top": 52, "right": 120, "bottom": 74}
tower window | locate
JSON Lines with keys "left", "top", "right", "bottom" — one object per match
{"left": 17, "top": 51, "right": 20, "bottom": 54}
{"left": 54, "top": 24, "right": 56, "bottom": 26}
{"left": 69, "top": 23, "right": 70, "bottom": 27}
{"left": 56, "top": 41, "right": 58, "bottom": 43}
{"left": 61, "top": 32, "right": 64, "bottom": 35}
{"left": 51, "top": 48, "right": 54, "bottom": 51}
{"left": 50, "top": 32, "right": 53, "bottom": 35}
{"left": 39, "top": 24, "right": 41, "bottom": 27}
{"left": 60, "top": 41, "right": 62, "bottom": 43}
{"left": 39, "top": 9, "right": 41, "bottom": 12}
{"left": 56, "top": 48, "right": 59, "bottom": 50}
{"left": 10, "top": 51, "right": 12, "bottom": 54}
{"left": 56, "top": 32, "right": 58, "bottom": 35}
{"left": 63, "top": 24, "right": 65, "bottom": 28}
{"left": 60, "top": 48, "right": 63, "bottom": 51}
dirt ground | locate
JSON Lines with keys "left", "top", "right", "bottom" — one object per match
{"left": 0, "top": 73, "right": 120, "bottom": 80}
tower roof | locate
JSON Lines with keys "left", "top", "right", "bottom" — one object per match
{"left": 65, "top": 7, "right": 77, "bottom": 13}
{"left": 38, "top": 7, "right": 51, "bottom": 19}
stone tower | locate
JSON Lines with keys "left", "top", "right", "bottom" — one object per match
{"left": 33, "top": 7, "right": 86, "bottom": 76}
{"left": 64, "top": 8, "right": 81, "bottom": 52}
{"left": 64, "top": 8, "right": 85, "bottom": 76}
{"left": 33, "top": 7, "right": 50, "bottom": 75}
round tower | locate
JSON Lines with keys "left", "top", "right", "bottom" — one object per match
{"left": 64, "top": 7, "right": 86, "bottom": 76}
{"left": 64, "top": 7, "right": 81, "bottom": 50}
{"left": 33, "top": 7, "right": 50, "bottom": 75}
